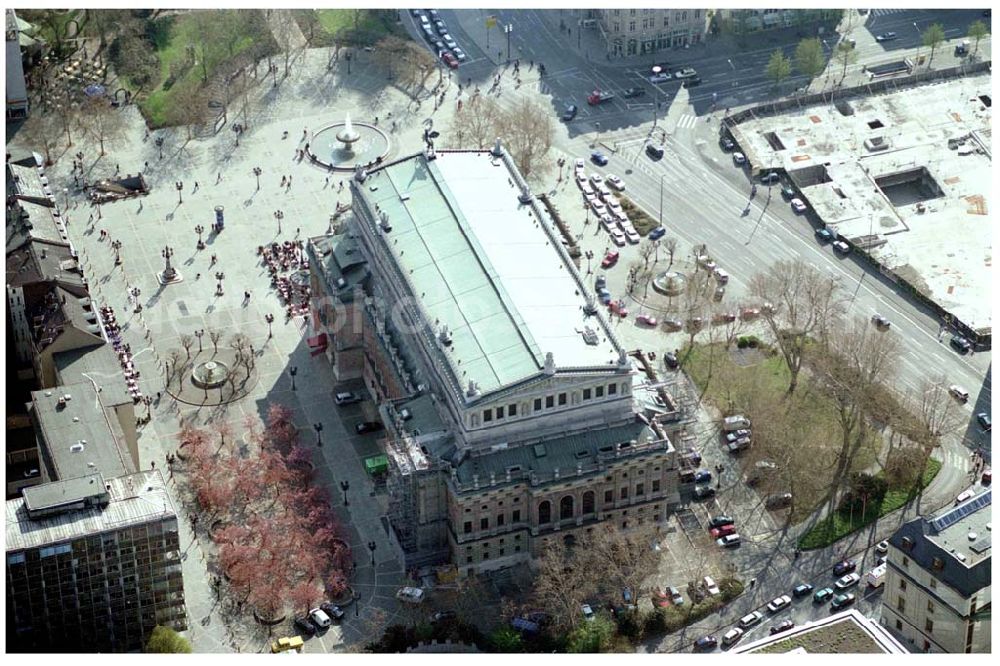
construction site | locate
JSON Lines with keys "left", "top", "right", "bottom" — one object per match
{"left": 731, "top": 68, "right": 992, "bottom": 343}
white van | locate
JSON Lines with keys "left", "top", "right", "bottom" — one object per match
{"left": 713, "top": 268, "right": 729, "bottom": 285}
{"left": 867, "top": 563, "right": 886, "bottom": 588}
{"left": 723, "top": 415, "right": 751, "bottom": 431}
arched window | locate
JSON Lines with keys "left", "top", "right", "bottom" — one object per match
{"left": 582, "top": 491, "right": 596, "bottom": 515}
{"left": 560, "top": 495, "right": 574, "bottom": 520}
{"left": 538, "top": 500, "right": 551, "bottom": 524}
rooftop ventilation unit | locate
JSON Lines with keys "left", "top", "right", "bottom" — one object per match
{"left": 70, "top": 441, "right": 86, "bottom": 453}
{"left": 399, "top": 408, "right": 412, "bottom": 421}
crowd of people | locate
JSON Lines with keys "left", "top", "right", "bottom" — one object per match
{"left": 258, "top": 241, "right": 311, "bottom": 319}
{"left": 99, "top": 304, "right": 145, "bottom": 404}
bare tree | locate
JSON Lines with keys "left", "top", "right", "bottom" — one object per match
{"left": 719, "top": 304, "right": 749, "bottom": 350}
{"left": 680, "top": 268, "right": 713, "bottom": 358}
{"left": 454, "top": 93, "right": 501, "bottom": 149}
{"left": 166, "top": 349, "right": 185, "bottom": 385}
{"left": 373, "top": 36, "right": 412, "bottom": 81}
{"left": 79, "top": 96, "right": 128, "bottom": 156}
{"left": 209, "top": 329, "right": 224, "bottom": 354}
{"left": 180, "top": 334, "right": 195, "bottom": 361}
{"left": 494, "top": 97, "right": 555, "bottom": 180}
{"left": 639, "top": 242, "right": 656, "bottom": 270}
{"left": 18, "top": 111, "right": 63, "bottom": 165}
{"left": 163, "top": 84, "right": 209, "bottom": 141}
{"left": 663, "top": 237, "right": 678, "bottom": 269}
{"left": 749, "top": 260, "right": 844, "bottom": 394}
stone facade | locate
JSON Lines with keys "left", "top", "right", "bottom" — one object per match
{"left": 596, "top": 8, "right": 710, "bottom": 57}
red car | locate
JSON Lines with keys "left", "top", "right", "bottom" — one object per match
{"left": 636, "top": 314, "right": 657, "bottom": 326}
{"left": 601, "top": 250, "right": 620, "bottom": 268}
{"left": 441, "top": 52, "right": 459, "bottom": 69}
{"left": 710, "top": 524, "right": 737, "bottom": 539}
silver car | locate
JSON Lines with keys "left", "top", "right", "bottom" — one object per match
{"left": 442, "top": 33, "right": 458, "bottom": 49}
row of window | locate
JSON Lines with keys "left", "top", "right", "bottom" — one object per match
{"left": 479, "top": 382, "right": 622, "bottom": 426}
{"left": 464, "top": 509, "right": 523, "bottom": 534}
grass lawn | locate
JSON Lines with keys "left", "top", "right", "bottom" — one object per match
{"left": 680, "top": 342, "right": 882, "bottom": 525}
{"left": 136, "top": 12, "right": 272, "bottom": 128}
{"left": 755, "top": 616, "right": 886, "bottom": 653}
{"left": 619, "top": 195, "right": 660, "bottom": 236}
{"left": 305, "top": 9, "right": 403, "bottom": 47}
{"left": 797, "top": 458, "right": 942, "bottom": 550}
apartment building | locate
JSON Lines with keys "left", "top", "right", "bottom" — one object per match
{"left": 5, "top": 383, "right": 184, "bottom": 651}
{"left": 6, "top": 471, "right": 185, "bottom": 652}
{"left": 595, "top": 8, "right": 709, "bottom": 57}
{"left": 879, "top": 489, "right": 991, "bottom": 653}
{"left": 717, "top": 8, "right": 843, "bottom": 35}
{"left": 309, "top": 144, "right": 683, "bottom": 572}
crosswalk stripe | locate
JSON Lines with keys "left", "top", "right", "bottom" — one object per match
{"left": 871, "top": 9, "right": 905, "bottom": 17}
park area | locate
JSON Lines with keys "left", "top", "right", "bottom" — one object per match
{"left": 680, "top": 338, "right": 941, "bottom": 547}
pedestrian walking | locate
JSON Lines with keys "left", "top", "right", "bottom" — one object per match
{"left": 217, "top": 172, "right": 222, "bottom": 183}
{"left": 281, "top": 175, "right": 286, "bottom": 186}
{"left": 194, "top": 181, "right": 199, "bottom": 190}
{"left": 115, "top": 164, "right": 120, "bottom": 174}
{"left": 144, "top": 161, "right": 149, "bottom": 170}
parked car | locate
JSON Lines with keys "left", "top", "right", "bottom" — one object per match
{"left": 950, "top": 335, "right": 972, "bottom": 353}
{"left": 831, "top": 592, "right": 856, "bottom": 610}
{"left": 949, "top": 384, "right": 969, "bottom": 402}
{"left": 649, "top": 225, "right": 666, "bottom": 240}
{"left": 431, "top": 610, "right": 457, "bottom": 623}
{"left": 335, "top": 391, "right": 362, "bottom": 405}
{"left": 833, "top": 560, "right": 857, "bottom": 576}
{"left": 664, "top": 352, "right": 679, "bottom": 370}
{"left": 601, "top": 250, "right": 619, "bottom": 268}
{"left": 668, "top": 586, "right": 684, "bottom": 606}
{"left": 875, "top": 32, "right": 897, "bottom": 42}
{"left": 977, "top": 412, "right": 991, "bottom": 431}
{"left": 663, "top": 317, "right": 683, "bottom": 331}
{"left": 835, "top": 572, "right": 862, "bottom": 590}
{"left": 790, "top": 198, "right": 808, "bottom": 214}
{"left": 725, "top": 429, "right": 751, "bottom": 443}
{"left": 832, "top": 240, "right": 850, "bottom": 254}
{"left": 771, "top": 620, "right": 795, "bottom": 635}
{"left": 767, "top": 594, "right": 792, "bottom": 613}
{"left": 293, "top": 617, "right": 317, "bottom": 636}
{"left": 622, "top": 87, "right": 646, "bottom": 98}
{"left": 597, "top": 288, "right": 612, "bottom": 305}
{"left": 682, "top": 75, "right": 702, "bottom": 87}
{"left": 591, "top": 151, "right": 609, "bottom": 166}
{"left": 703, "top": 576, "right": 721, "bottom": 596}
{"left": 562, "top": 104, "right": 578, "bottom": 121}
{"left": 636, "top": 313, "right": 658, "bottom": 327}
{"left": 581, "top": 603, "right": 595, "bottom": 621}
{"left": 396, "top": 586, "right": 426, "bottom": 604}
{"left": 708, "top": 525, "right": 736, "bottom": 541}
{"left": 594, "top": 275, "right": 607, "bottom": 290}
{"left": 606, "top": 174, "right": 625, "bottom": 191}
{"left": 649, "top": 71, "right": 672, "bottom": 84}
{"left": 441, "top": 33, "right": 457, "bottom": 49}
{"left": 872, "top": 314, "right": 891, "bottom": 329}
{"left": 271, "top": 636, "right": 304, "bottom": 653}
{"left": 609, "top": 228, "right": 626, "bottom": 246}
{"left": 318, "top": 602, "right": 344, "bottom": 621}
{"left": 452, "top": 47, "right": 468, "bottom": 61}
{"left": 356, "top": 421, "right": 384, "bottom": 434}
{"left": 694, "top": 635, "right": 718, "bottom": 651}
{"left": 674, "top": 67, "right": 698, "bottom": 79}
{"left": 813, "top": 587, "right": 835, "bottom": 603}
{"left": 722, "top": 627, "right": 744, "bottom": 647}
{"left": 732, "top": 152, "right": 746, "bottom": 165}
{"left": 433, "top": 19, "right": 447, "bottom": 33}
{"left": 694, "top": 469, "right": 713, "bottom": 484}
{"left": 587, "top": 89, "right": 616, "bottom": 105}
{"left": 694, "top": 485, "right": 716, "bottom": 500}
{"left": 875, "top": 540, "right": 889, "bottom": 555}
{"left": 441, "top": 51, "right": 459, "bottom": 69}
{"left": 309, "top": 608, "right": 332, "bottom": 629}
{"left": 780, "top": 184, "right": 796, "bottom": 200}
{"left": 720, "top": 137, "right": 735, "bottom": 152}
{"left": 716, "top": 533, "right": 741, "bottom": 548}
{"left": 739, "top": 610, "right": 765, "bottom": 629}
{"left": 815, "top": 227, "right": 834, "bottom": 242}
{"left": 646, "top": 143, "right": 665, "bottom": 159}
{"left": 708, "top": 515, "right": 734, "bottom": 529}
{"left": 793, "top": 583, "right": 814, "bottom": 598}
{"left": 609, "top": 300, "right": 629, "bottom": 317}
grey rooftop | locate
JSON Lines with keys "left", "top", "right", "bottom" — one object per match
{"left": 358, "top": 149, "right": 623, "bottom": 395}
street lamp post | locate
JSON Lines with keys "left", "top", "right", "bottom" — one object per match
{"left": 346, "top": 51, "right": 352, "bottom": 75}
{"left": 314, "top": 422, "right": 324, "bottom": 447}
{"left": 194, "top": 328, "right": 204, "bottom": 353}
{"left": 353, "top": 590, "right": 360, "bottom": 617}
{"left": 651, "top": 66, "right": 662, "bottom": 127}
{"left": 340, "top": 480, "right": 350, "bottom": 506}
{"left": 265, "top": 313, "right": 274, "bottom": 339}
{"left": 155, "top": 136, "right": 164, "bottom": 160}
{"left": 274, "top": 210, "right": 284, "bottom": 234}
{"left": 289, "top": 366, "right": 298, "bottom": 390}
{"left": 214, "top": 271, "right": 225, "bottom": 296}
{"left": 253, "top": 167, "right": 261, "bottom": 191}
{"left": 175, "top": 181, "right": 183, "bottom": 204}
{"left": 658, "top": 173, "right": 667, "bottom": 227}
{"left": 367, "top": 541, "right": 377, "bottom": 567}
{"left": 195, "top": 224, "right": 205, "bottom": 250}
{"left": 593, "top": 121, "right": 601, "bottom": 148}
{"left": 505, "top": 24, "right": 513, "bottom": 62}
{"left": 161, "top": 246, "right": 176, "bottom": 280}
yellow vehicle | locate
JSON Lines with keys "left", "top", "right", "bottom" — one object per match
{"left": 270, "top": 636, "right": 304, "bottom": 653}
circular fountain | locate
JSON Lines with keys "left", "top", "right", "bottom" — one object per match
{"left": 308, "top": 112, "right": 391, "bottom": 171}
{"left": 651, "top": 270, "right": 688, "bottom": 297}
{"left": 191, "top": 360, "right": 231, "bottom": 389}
